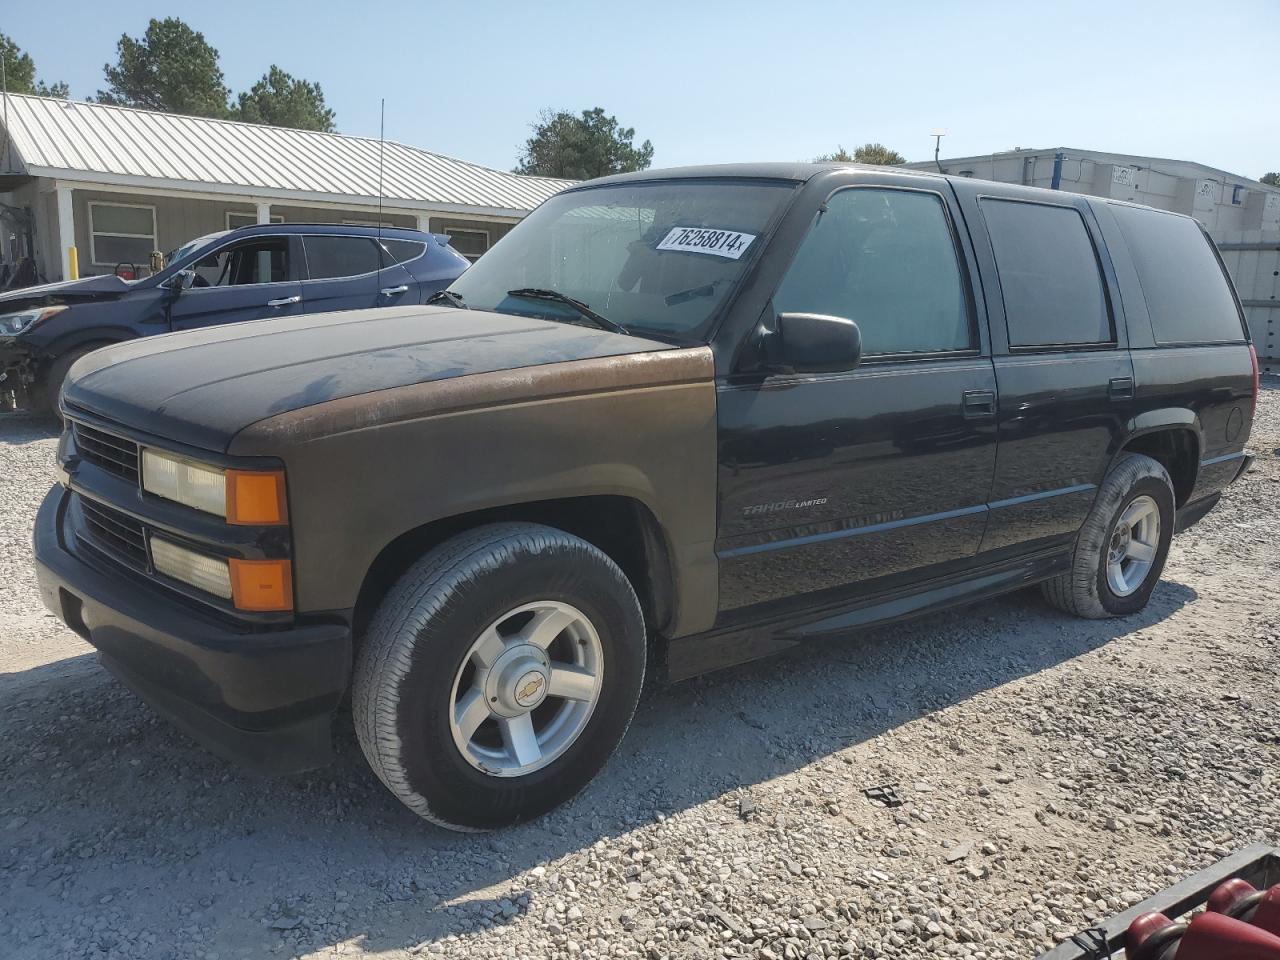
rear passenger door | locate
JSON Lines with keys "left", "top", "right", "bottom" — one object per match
{"left": 952, "top": 183, "right": 1134, "bottom": 557}
{"left": 716, "top": 181, "right": 999, "bottom": 621}
{"left": 299, "top": 235, "right": 415, "bottom": 315}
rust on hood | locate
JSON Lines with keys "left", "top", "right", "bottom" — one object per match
{"left": 232, "top": 346, "right": 715, "bottom": 454}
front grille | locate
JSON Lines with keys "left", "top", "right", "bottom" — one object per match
{"left": 73, "top": 422, "right": 140, "bottom": 484}
{"left": 77, "top": 496, "right": 149, "bottom": 570}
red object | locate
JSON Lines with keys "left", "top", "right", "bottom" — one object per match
{"left": 1126, "top": 912, "right": 1185, "bottom": 960}
{"left": 1128, "top": 908, "right": 1280, "bottom": 959}
{"left": 1210, "top": 878, "right": 1264, "bottom": 918}
{"left": 1249, "top": 888, "right": 1280, "bottom": 938}
{"left": 1178, "top": 911, "right": 1280, "bottom": 959}
{"left": 1207, "top": 879, "right": 1280, "bottom": 937}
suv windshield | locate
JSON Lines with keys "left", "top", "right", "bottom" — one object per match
{"left": 448, "top": 179, "right": 796, "bottom": 340}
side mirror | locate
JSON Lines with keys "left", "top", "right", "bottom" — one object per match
{"left": 168, "top": 268, "right": 198, "bottom": 294}
{"left": 773, "top": 312, "right": 862, "bottom": 374}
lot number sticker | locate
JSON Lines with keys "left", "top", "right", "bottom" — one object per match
{"left": 656, "top": 227, "right": 756, "bottom": 260}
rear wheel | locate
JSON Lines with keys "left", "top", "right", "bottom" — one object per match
{"left": 1041, "top": 452, "right": 1175, "bottom": 618}
{"left": 353, "top": 522, "right": 646, "bottom": 831}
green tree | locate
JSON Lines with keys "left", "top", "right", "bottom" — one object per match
{"left": 96, "top": 18, "right": 230, "bottom": 118}
{"left": 516, "top": 107, "right": 653, "bottom": 180}
{"left": 815, "top": 142, "right": 905, "bottom": 165}
{"left": 0, "top": 33, "right": 68, "bottom": 97}
{"left": 814, "top": 145, "right": 855, "bottom": 162}
{"left": 1262, "top": 172, "right": 1280, "bottom": 186}
{"left": 235, "top": 66, "right": 335, "bottom": 132}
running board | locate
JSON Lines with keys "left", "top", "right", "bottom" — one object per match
{"left": 664, "top": 547, "right": 1070, "bottom": 681}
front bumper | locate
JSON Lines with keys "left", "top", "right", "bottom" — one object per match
{"left": 0, "top": 338, "right": 35, "bottom": 409}
{"left": 33, "top": 483, "right": 351, "bottom": 774}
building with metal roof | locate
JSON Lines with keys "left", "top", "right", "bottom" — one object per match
{"left": 905, "top": 147, "right": 1280, "bottom": 371}
{"left": 0, "top": 93, "right": 572, "bottom": 283}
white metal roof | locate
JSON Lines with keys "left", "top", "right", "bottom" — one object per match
{"left": 0, "top": 93, "right": 572, "bottom": 217}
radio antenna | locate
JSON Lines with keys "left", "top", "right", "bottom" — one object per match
{"left": 376, "top": 98, "right": 386, "bottom": 278}
{"left": 1, "top": 52, "right": 9, "bottom": 174}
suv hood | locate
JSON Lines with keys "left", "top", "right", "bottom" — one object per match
{"left": 63, "top": 305, "right": 673, "bottom": 451}
{"left": 0, "top": 274, "right": 134, "bottom": 308}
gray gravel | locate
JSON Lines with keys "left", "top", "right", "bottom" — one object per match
{"left": 2, "top": 383, "right": 1278, "bottom": 960}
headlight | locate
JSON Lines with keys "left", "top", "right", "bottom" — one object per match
{"left": 150, "top": 536, "right": 233, "bottom": 598}
{"left": 142, "top": 449, "right": 226, "bottom": 516}
{"left": 0, "top": 305, "right": 67, "bottom": 336}
{"left": 149, "top": 535, "right": 293, "bottom": 611}
{"left": 140, "top": 449, "right": 288, "bottom": 524}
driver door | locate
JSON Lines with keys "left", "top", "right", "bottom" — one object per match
{"left": 715, "top": 181, "right": 999, "bottom": 622}
{"left": 168, "top": 235, "right": 304, "bottom": 331}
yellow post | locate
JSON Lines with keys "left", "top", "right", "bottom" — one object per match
{"left": 67, "top": 247, "right": 79, "bottom": 280}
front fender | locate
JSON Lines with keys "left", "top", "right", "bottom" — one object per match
{"left": 230, "top": 348, "right": 720, "bottom": 637}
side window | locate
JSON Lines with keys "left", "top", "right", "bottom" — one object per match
{"left": 773, "top": 188, "right": 972, "bottom": 356}
{"left": 380, "top": 239, "right": 426, "bottom": 264}
{"left": 303, "top": 236, "right": 381, "bottom": 280}
{"left": 980, "top": 199, "right": 1111, "bottom": 348}
{"left": 192, "top": 238, "right": 290, "bottom": 286}
{"left": 1108, "top": 205, "right": 1244, "bottom": 344}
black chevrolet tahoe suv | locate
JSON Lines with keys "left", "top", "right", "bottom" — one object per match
{"left": 34, "top": 164, "right": 1258, "bottom": 831}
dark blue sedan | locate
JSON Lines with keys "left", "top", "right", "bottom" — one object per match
{"left": 0, "top": 223, "right": 470, "bottom": 416}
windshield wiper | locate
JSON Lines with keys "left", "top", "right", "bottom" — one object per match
{"left": 506, "top": 288, "right": 628, "bottom": 335}
{"left": 426, "top": 288, "right": 468, "bottom": 309}
{"left": 664, "top": 278, "right": 727, "bottom": 307}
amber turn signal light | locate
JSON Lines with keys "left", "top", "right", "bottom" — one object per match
{"left": 226, "top": 469, "right": 288, "bottom": 525}
{"left": 229, "top": 558, "right": 293, "bottom": 612}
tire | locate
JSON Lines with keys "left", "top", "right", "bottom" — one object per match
{"left": 353, "top": 522, "right": 646, "bottom": 831}
{"left": 36, "top": 344, "right": 106, "bottom": 420}
{"left": 1041, "top": 452, "right": 1175, "bottom": 619}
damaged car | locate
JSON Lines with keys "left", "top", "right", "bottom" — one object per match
{"left": 1, "top": 222, "right": 468, "bottom": 416}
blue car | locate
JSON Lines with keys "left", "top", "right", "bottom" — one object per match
{"left": 0, "top": 223, "right": 470, "bottom": 416}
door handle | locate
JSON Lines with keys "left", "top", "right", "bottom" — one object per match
{"left": 379, "top": 285, "right": 409, "bottom": 297}
{"left": 962, "top": 389, "right": 997, "bottom": 419}
{"left": 266, "top": 295, "right": 301, "bottom": 307}
{"left": 1109, "top": 376, "right": 1135, "bottom": 401}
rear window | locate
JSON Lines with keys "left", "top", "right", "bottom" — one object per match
{"left": 380, "top": 239, "right": 426, "bottom": 264}
{"left": 1108, "top": 204, "right": 1244, "bottom": 344}
{"left": 981, "top": 199, "right": 1111, "bottom": 348}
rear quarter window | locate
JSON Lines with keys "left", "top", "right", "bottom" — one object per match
{"left": 1108, "top": 204, "right": 1245, "bottom": 345}
{"left": 380, "top": 239, "right": 426, "bottom": 264}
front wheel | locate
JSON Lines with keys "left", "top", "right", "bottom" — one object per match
{"left": 36, "top": 344, "right": 106, "bottom": 420}
{"left": 1041, "top": 452, "right": 1175, "bottom": 618}
{"left": 353, "top": 523, "right": 646, "bottom": 831}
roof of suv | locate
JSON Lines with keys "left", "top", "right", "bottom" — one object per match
{"left": 575, "top": 161, "right": 1202, "bottom": 222}
{"left": 575, "top": 161, "right": 944, "bottom": 189}
{"left": 223, "top": 222, "right": 434, "bottom": 240}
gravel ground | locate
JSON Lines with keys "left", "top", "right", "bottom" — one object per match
{"left": 2, "top": 384, "right": 1278, "bottom": 960}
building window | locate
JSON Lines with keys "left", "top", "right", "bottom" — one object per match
{"left": 226, "top": 212, "right": 283, "bottom": 229}
{"left": 444, "top": 228, "right": 489, "bottom": 261}
{"left": 89, "top": 202, "right": 157, "bottom": 267}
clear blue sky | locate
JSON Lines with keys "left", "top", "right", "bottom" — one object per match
{"left": 7, "top": 0, "right": 1278, "bottom": 178}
